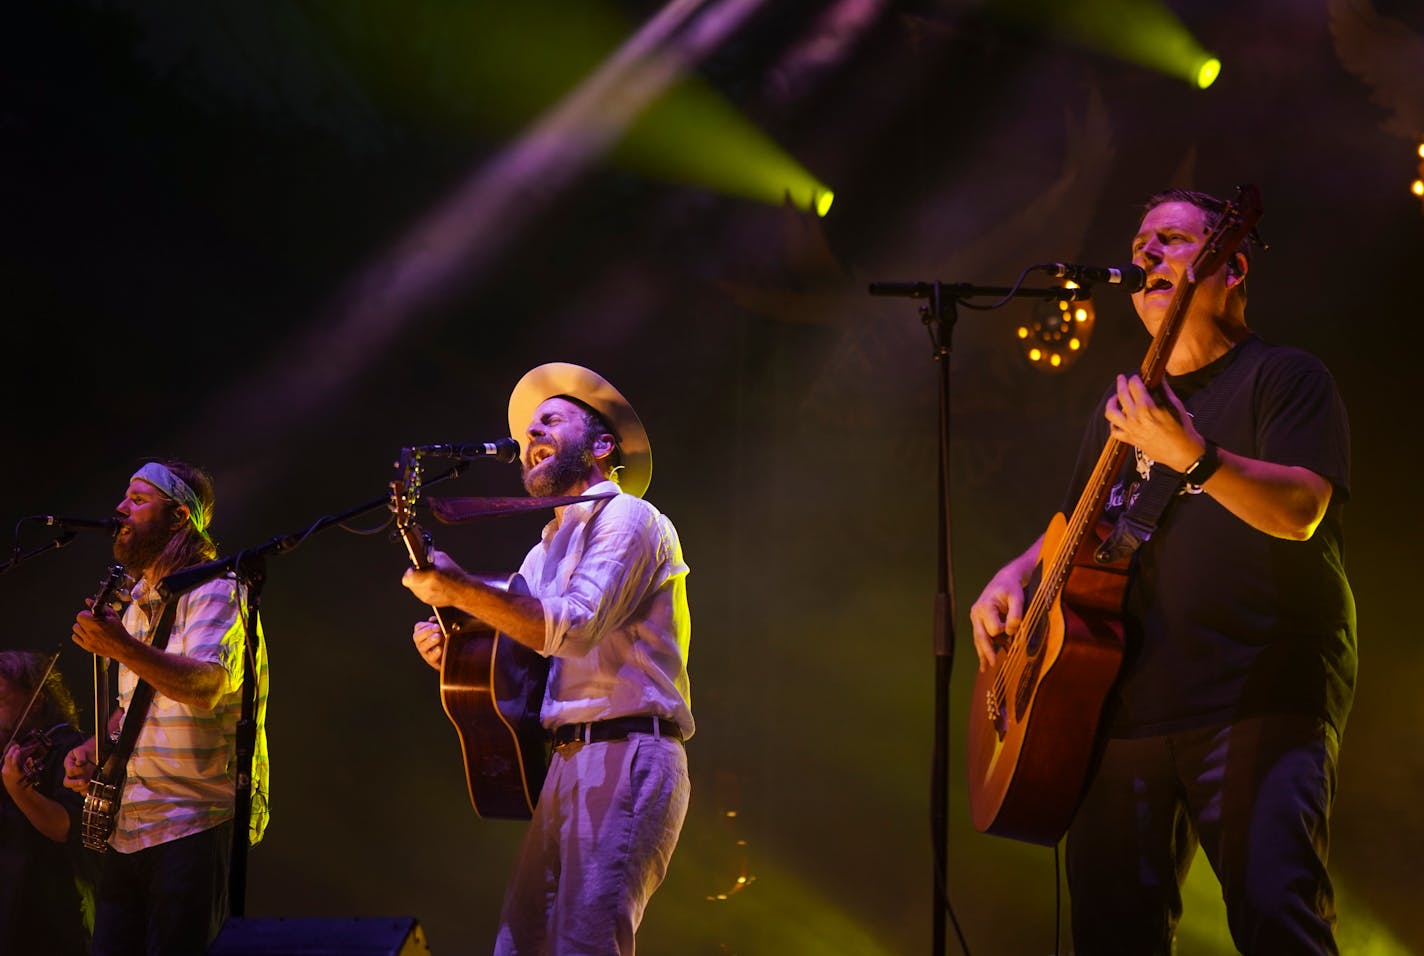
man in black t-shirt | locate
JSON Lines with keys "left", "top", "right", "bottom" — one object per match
{"left": 970, "top": 189, "right": 1353, "bottom": 955}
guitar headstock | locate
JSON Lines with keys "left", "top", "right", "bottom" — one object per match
{"left": 1188, "top": 184, "right": 1264, "bottom": 284}
{"left": 91, "top": 564, "right": 133, "bottom": 618}
{"left": 390, "top": 447, "right": 433, "bottom": 568}
{"left": 390, "top": 448, "right": 425, "bottom": 527}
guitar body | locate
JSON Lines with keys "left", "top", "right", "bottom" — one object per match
{"left": 390, "top": 449, "right": 551, "bottom": 819}
{"left": 967, "top": 513, "right": 1127, "bottom": 845}
{"left": 439, "top": 575, "right": 550, "bottom": 820}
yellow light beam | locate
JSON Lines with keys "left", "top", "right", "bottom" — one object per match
{"left": 180, "top": 0, "right": 791, "bottom": 453}
{"left": 990, "top": 0, "right": 1221, "bottom": 88}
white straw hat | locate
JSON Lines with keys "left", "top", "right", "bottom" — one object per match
{"left": 507, "top": 363, "right": 652, "bottom": 498}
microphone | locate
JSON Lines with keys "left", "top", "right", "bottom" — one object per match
{"left": 867, "top": 281, "right": 939, "bottom": 298}
{"left": 1040, "top": 262, "right": 1146, "bottom": 292}
{"left": 411, "top": 438, "right": 520, "bottom": 463}
{"left": 32, "top": 515, "right": 121, "bottom": 534}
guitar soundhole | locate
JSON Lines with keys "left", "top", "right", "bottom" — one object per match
{"left": 1022, "top": 615, "right": 1048, "bottom": 658}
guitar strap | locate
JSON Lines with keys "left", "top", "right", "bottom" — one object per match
{"left": 1094, "top": 336, "right": 1264, "bottom": 565}
{"left": 96, "top": 598, "right": 178, "bottom": 782}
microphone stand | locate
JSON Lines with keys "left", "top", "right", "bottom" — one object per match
{"left": 0, "top": 530, "right": 79, "bottom": 575}
{"left": 866, "top": 277, "right": 1087, "bottom": 956}
{"left": 155, "top": 461, "right": 473, "bottom": 917}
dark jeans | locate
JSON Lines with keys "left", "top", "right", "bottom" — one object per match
{"left": 92, "top": 821, "right": 232, "bottom": 956}
{"left": 1066, "top": 716, "right": 1339, "bottom": 956}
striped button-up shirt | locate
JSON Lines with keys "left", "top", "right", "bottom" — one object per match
{"left": 111, "top": 574, "right": 270, "bottom": 852}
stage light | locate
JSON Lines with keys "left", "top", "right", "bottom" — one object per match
{"left": 1196, "top": 57, "right": 1222, "bottom": 89}
{"left": 1018, "top": 284, "right": 1094, "bottom": 373}
{"left": 1415, "top": 143, "right": 1424, "bottom": 211}
{"left": 989, "top": 0, "right": 1223, "bottom": 89}
{"left": 610, "top": 76, "right": 834, "bottom": 215}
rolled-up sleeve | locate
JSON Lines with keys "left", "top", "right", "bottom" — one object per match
{"left": 175, "top": 578, "right": 247, "bottom": 692}
{"left": 540, "top": 496, "right": 674, "bottom": 657}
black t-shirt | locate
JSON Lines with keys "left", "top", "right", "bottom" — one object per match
{"left": 1063, "top": 335, "right": 1356, "bottom": 737}
{"left": 0, "top": 722, "right": 92, "bottom": 955}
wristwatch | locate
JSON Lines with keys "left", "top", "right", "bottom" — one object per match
{"left": 1184, "top": 439, "right": 1221, "bottom": 486}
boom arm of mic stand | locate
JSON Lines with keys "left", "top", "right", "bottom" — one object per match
{"left": 0, "top": 531, "right": 79, "bottom": 576}
{"left": 155, "top": 461, "right": 472, "bottom": 601}
{"left": 868, "top": 280, "right": 1091, "bottom": 301}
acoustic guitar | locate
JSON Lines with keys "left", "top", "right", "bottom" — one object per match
{"left": 966, "top": 186, "right": 1264, "bottom": 845}
{"left": 391, "top": 448, "right": 549, "bottom": 820}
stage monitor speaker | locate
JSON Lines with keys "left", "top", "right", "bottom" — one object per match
{"left": 208, "top": 916, "right": 431, "bottom": 955}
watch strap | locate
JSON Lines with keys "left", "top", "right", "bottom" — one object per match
{"left": 1184, "top": 439, "right": 1221, "bottom": 486}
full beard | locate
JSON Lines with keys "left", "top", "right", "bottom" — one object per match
{"left": 522, "top": 440, "right": 595, "bottom": 497}
{"left": 113, "top": 522, "right": 171, "bottom": 575}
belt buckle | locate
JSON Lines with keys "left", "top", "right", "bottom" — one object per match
{"left": 554, "top": 723, "right": 589, "bottom": 757}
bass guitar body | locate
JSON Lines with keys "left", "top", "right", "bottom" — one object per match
{"left": 966, "top": 513, "right": 1126, "bottom": 845}
{"left": 440, "top": 574, "right": 550, "bottom": 820}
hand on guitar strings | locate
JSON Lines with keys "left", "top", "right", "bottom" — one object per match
{"left": 968, "top": 540, "right": 1041, "bottom": 673}
{"left": 61, "top": 736, "right": 97, "bottom": 794}
{"left": 1104, "top": 374, "right": 1206, "bottom": 473}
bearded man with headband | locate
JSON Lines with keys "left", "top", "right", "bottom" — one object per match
{"left": 403, "top": 363, "right": 693, "bottom": 955}
{"left": 63, "top": 459, "right": 271, "bottom": 955}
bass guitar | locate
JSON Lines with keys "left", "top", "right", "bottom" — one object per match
{"left": 391, "top": 448, "right": 549, "bottom": 820}
{"left": 966, "top": 186, "right": 1264, "bottom": 845}
{"left": 79, "top": 563, "right": 134, "bottom": 852}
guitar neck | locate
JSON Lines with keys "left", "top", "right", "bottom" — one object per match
{"left": 1138, "top": 281, "right": 1202, "bottom": 386}
{"left": 397, "top": 523, "right": 460, "bottom": 638}
{"left": 1023, "top": 261, "right": 1209, "bottom": 630}
{"left": 93, "top": 656, "right": 108, "bottom": 767}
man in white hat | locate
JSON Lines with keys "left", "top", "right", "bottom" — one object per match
{"left": 403, "top": 362, "right": 692, "bottom": 955}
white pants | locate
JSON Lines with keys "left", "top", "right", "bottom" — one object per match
{"left": 494, "top": 734, "right": 690, "bottom": 956}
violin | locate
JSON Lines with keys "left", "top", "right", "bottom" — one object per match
{"left": 4, "top": 725, "right": 60, "bottom": 791}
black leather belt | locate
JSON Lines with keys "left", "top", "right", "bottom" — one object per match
{"left": 551, "top": 716, "right": 683, "bottom": 752}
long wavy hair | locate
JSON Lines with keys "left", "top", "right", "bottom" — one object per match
{"left": 0, "top": 649, "right": 81, "bottom": 734}
{"left": 144, "top": 459, "right": 219, "bottom": 581}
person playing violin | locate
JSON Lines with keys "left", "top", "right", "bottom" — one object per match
{"left": 1, "top": 649, "right": 93, "bottom": 955}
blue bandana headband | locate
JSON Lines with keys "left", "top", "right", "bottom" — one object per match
{"left": 131, "top": 462, "right": 208, "bottom": 533}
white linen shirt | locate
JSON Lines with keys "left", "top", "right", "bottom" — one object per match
{"left": 520, "top": 480, "right": 693, "bottom": 739}
{"left": 111, "top": 574, "right": 270, "bottom": 852}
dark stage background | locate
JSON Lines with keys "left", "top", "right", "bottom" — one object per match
{"left": 3, "top": 2, "right": 1421, "bottom": 953}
